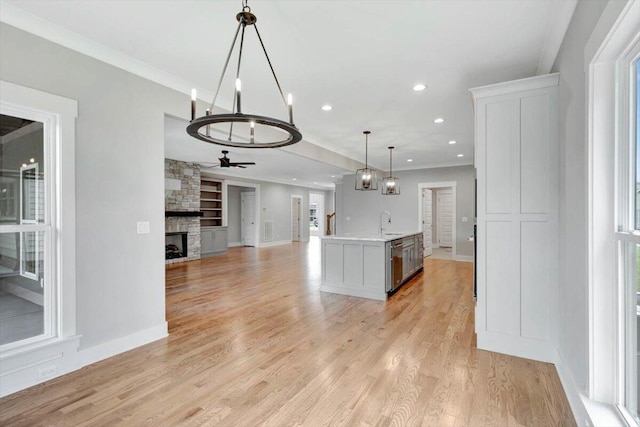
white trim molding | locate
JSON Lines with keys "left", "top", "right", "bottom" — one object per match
{"left": 584, "top": 0, "right": 640, "bottom": 424}
{"left": 417, "top": 181, "right": 457, "bottom": 260}
{"left": 78, "top": 323, "right": 168, "bottom": 368}
{"left": 0, "top": 80, "right": 78, "bottom": 397}
{"left": 258, "top": 239, "right": 292, "bottom": 248}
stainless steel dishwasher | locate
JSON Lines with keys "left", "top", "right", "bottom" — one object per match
{"left": 386, "top": 238, "right": 403, "bottom": 292}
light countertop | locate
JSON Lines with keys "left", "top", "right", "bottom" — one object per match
{"left": 321, "top": 231, "right": 421, "bottom": 242}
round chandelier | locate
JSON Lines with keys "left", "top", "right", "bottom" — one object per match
{"left": 186, "top": 0, "right": 302, "bottom": 148}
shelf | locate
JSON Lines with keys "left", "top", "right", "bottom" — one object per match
{"left": 200, "top": 177, "right": 223, "bottom": 228}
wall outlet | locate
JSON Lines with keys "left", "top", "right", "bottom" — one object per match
{"left": 346, "top": 216, "right": 351, "bottom": 221}
{"left": 462, "top": 216, "right": 468, "bottom": 222}
{"left": 37, "top": 366, "right": 57, "bottom": 379}
{"left": 136, "top": 221, "right": 150, "bottom": 234}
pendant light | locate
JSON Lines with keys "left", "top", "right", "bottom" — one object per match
{"left": 355, "top": 131, "right": 378, "bottom": 191}
{"left": 186, "top": 0, "right": 302, "bottom": 148}
{"left": 382, "top": 146, "right": 400, "bottom": 195}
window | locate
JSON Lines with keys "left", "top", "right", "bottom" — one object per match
{"left": 0, "top": 114, "right": 50, "bottom": 348}
{"left": 617, "top": 51, "right": 640, "bottom": 425}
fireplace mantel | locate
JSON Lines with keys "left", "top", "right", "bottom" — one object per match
{"left": 165, "top": 211, "right": 203, "bottom": 217}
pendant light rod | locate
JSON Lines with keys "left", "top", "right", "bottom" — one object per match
{"left": 388, "top": 146, "right": 394, "bottom": 175}
{"left": 364, "top": 130, "right": 371, "bottom": 168}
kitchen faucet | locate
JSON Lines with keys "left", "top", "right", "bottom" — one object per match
{"left": 379, "top": 210, "right": 391, "bottom": 235}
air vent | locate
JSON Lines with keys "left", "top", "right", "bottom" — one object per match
{"left": 264, "top": 220, "right": 274, "bottom": 242}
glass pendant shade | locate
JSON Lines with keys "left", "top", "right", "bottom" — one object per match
{"left": 382, "top": 146, "right": 400, "bottom": 195}
{"left": 355, "top": 168, "right": 378, "bottom": 190}
{"left": 355, "top": 130, "right": 378, "bottom": 191}
{"left": 382, "top": 176, "right": 400, "bottom": 195}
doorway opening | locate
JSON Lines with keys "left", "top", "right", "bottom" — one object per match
{"left": 418, "top": 182, "right": 457, "bottom": 260}
{"left": 309, "top": 193, "right": 325, "bottom": 237}
{"left": 224, "top": 181, "right": 259, "bottom": 247}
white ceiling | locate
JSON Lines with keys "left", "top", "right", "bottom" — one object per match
{"left": 2, "top": 0, "right": 575, "bottom": 186}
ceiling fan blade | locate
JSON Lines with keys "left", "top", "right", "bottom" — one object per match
{"left": 230, "top": 162, "right": 256, "bottom": 166}
{"left": 233, "top": 165, "right": 247, "bottom": 169}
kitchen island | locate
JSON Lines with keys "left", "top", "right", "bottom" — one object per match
{"left": 320, "top": 232, "right": 423, "bottom": 301}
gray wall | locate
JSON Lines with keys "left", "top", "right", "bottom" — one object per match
{"left": 205, "top": 172, "right": 333, "bottom": 244}
{"left": 0, "top": 23, "right": 185, "bottom": 350}
{"left": 336, "top": 165, "right": 475, "bottom": 257}
{"left": 551, "top": 0, "right": 611, "bottom": 394}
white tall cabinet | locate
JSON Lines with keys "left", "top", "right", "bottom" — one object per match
{"left": 471, "top": 73, "right": 559, "bottom": 363}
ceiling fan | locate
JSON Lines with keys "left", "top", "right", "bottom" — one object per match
{"left": 200, "top": 150, "right": 256, "bottom": 169}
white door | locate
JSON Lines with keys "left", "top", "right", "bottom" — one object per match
{"left": 422, "top": 189, "right": 433, "bottom": 257}
{"left": 437, "top": 189, "right": 453, "bottom": 247}
{"left": 241, "top": 192, "right": 256, "bottom": 247}
{"left": 291, "top": 197, "right": 301, "bottom": 241}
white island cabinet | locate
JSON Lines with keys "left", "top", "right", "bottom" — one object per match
{"left": 320, "top": 232, "right": 423, "bottom": 301}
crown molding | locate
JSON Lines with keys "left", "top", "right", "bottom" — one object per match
{"left": 0, "top": 1, "right": 215, "bottom": 102}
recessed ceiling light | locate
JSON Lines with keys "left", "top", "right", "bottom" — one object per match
{"left": 413, "top": 83, "right": 426, "bottom": 92}
{"left": 314, "top": 182, "right": 318, "bottom": 184}
{"left": 331, "top": 175, "right": 336, "bottom": 178}
{"left": 434, "top": 117, "right": 445, "bottom": 124}
{"left": 322, "top": 105, "right": 333, "bottom": 111}
{"left": 407, "top": 159, "right": 413, "bottom": 162}
{"left": 448, "top": 140, "right": 457, "bottom": 145}
{"left": 292, "top": 178, "right": 297, "bottom": 180}
{"left": 457, "top": 154, "right": 464, "bottom": 158}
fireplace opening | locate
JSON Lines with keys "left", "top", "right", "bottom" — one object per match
{"left": 166, "top": 232, "right": 188, "bottom": 260}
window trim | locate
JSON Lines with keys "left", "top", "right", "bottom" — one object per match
{"left": 587, "top": 0, "right": 640, "bottom": 424}
{"left": 0, "top": 80, "right": 77, "bottom": 354}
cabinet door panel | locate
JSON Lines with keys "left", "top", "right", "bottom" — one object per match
{"left": 201, "top": 229, "right": 214, "bottom": 253}
{"left": 485, "top": 100, "right": 515, "bottom": 214}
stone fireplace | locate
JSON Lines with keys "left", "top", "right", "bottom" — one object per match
{"left": 165, "top": 159, "right": 201, "bottom": 264}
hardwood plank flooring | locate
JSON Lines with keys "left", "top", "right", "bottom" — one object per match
{"left": 0, "top": 239, "right": 575, "bottom": 426}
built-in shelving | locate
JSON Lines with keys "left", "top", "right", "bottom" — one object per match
{"left": 200, "top": 177, "right": 223, "bottom": 227}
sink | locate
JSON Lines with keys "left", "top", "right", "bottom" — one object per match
{"left": 383, "top": 232, "right": 404, "bottom": 236}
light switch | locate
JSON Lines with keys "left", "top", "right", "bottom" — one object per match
{"left": 137, "top": 221, "right": 150, "bottom": 234}
{"left": 346, "top": 216, "right": 351, "bottom": 221}
{"left": 462, "top": 217, "right": 468, "bottom": 222}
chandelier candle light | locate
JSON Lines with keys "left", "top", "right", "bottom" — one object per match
{"left": 382, "top": 146, "right": 400, "bottom": 195}
{"left": 186, "top": 0, "right": 302, "bottom": 148}
{"left": 355, "top": 130, "right": 379, "bottom": 191}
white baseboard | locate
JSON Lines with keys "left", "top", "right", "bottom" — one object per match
{"left": 476, "top": 330, "right": 555, "bottom": 363}
{"left": 228, "top": 241, "right": 242, "bottom": 247}
{"left": 258, "top": 240, "right": 292, "bottom": 248}
{"left": 455, "top": 255, "right": 474, "bottom": 262}
{"left": 553, "top": 350, "right": 591, "bottom": 427}
{"left": 0, "top": 335, "right": 81, "bottom": 398}
{"left": 78, "top": 322, "right": 168, "bottom": 368}
{"left": 553, "top": 350, "right": 628, "bottom": 427}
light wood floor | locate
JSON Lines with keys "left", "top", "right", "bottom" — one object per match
{"left": 0, "top": 239, "right": 575, "bottom": 426}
